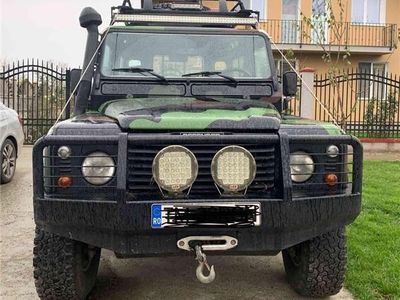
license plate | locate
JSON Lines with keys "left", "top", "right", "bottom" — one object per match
{"left": 151, "top": 202, "right": 261, "bottom": 229}
{"left": 151, "top": 204, "right": 163, "bottom": 229}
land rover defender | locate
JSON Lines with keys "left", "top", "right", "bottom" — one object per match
{"left": 32, "top": 0, "right": 363, "bottom": 299}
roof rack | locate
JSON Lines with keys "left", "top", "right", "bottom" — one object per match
{"left": 111, "top": 0, "right": 259, "bottom": 27}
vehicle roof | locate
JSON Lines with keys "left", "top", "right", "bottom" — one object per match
{"left": 108, "top": 24, "right": 262, "bottom": 34}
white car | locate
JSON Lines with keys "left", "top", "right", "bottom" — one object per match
{"left": 0, "top": 103, "right": 24, "bottom": 184}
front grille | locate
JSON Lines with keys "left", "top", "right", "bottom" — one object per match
{"left": 127, "top": 141, "right": 278, "bottom": 199}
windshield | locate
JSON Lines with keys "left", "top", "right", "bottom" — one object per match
{"left": 100, "top": 31, "right": 272, "bottom": 79}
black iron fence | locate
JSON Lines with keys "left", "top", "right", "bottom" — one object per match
{"left": 0, "top": 60, "right": 71, "bottom": 144}
{"left": 1, "top": 61, "right": 399, "bottom": 143}
{"left": 314, "top": 70, "right": 400, "bottom": 138}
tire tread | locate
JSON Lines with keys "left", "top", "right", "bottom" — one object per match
{"left": 283, "top": 227, "right": 347, "bottom": 297}
{"left": 33, "top": 227, "right": 99, "bottom": 300}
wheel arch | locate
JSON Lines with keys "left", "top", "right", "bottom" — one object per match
{"left": 4, "top": 135, "right": 18, "bottom": 157}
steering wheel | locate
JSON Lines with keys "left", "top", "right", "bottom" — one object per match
{"left": 222, "top": 68, "right": 252, "bottom": 77}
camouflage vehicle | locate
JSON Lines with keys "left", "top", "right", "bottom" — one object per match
{"left": 32, "top": 0, "right": 363, "bottom": 299}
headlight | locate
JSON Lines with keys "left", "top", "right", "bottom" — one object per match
{"left": 211, "top": 146, "right": 256, "bottom": 192}
{"left": 290, "top": 151, "right": 314, "bottom": 183}
{"left": 152, "top": 145, "right": 198, "bottom": 193}
{"left": 82, "top": 152, "right": 115, "bottom": 185}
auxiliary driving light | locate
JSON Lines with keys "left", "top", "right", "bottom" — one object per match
{"left": 82, "top": 152, "right": 115, "bottom": 185}
{"left": 113, "top": 14, "right": 258, "bottom": 26}
{"left": 290, "top": 151, "right": 315, "bottom": 183}
{"left": 327, "top": 145, "right": 340, "bottom": 158}
{"left": 211, "top": 146, "right": 256, "bottom": 193}
{"left": 57, "top": 146, "right": 71, "bottom": 160}
{"left": 152, "top": 145, "right": 198, "bottom": 193}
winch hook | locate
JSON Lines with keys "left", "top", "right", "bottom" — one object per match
{"left": 196, "top": 262, "right": 216, "bottom": 284}
{"left": 194, "top": 245, "right": 216, "bottom": 284}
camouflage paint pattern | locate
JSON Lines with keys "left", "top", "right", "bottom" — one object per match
{"left": 99, "top": 97, "right": 281, "bottom": 130}
{"left": 96, "top": 97, "right": 343, "bottom": 135}
{"left": 281, "top": 115, "right": 343, "bottom": 135}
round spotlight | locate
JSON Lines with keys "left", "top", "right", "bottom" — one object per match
{"left": 82, "top": 152, "right": 115, "bottom": 185}
{"left": 327, "top": 145, "right": 340, "bottom": 158}
{"left": 57, "top": 146, "right": 71, "bottom": 160}
{"left": 152, "top": 145, "right": 198, "bottom": 193}
{"left": 290, "top": 151, "right": 315, "bottom": 183}
{"left": 211, "top": 146, "right": 256, "bottom": 193}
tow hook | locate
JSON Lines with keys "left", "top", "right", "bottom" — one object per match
{"left": 194, "top": 245, "right": 215, "bottom": 284}
{"left": 176, "top": 236, "right": 238, "bottom": 284}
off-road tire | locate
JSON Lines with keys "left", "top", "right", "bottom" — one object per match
{"left": 282, "top": 227, "right": 347, "bottom": 297}
{"left": 33, "top": 227, "right": 101, "bottom": 300}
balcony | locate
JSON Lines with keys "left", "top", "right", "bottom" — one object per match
{"left": 258, "top": 20, "right": 398, "bottom": 54}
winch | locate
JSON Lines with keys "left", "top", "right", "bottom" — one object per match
{"left": 177, "top": 236, "right": 238, "bottom": 284}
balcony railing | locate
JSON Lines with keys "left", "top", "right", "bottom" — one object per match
{"left": 258, "top": 20, "right": 397, "bottom": 50}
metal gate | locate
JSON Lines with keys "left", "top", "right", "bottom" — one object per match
{"left": 0, "top": 60, "right": 71, "bottom": 144}
{"left": 314, "top": 70, "right": 400, "bottom": 138}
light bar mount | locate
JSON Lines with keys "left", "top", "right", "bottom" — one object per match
{"left": 111, "top": 0, "right": 259, "bottom": 27}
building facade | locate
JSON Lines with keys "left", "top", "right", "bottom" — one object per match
{"left": 251, "top": 0, "right": 399, "bottom": 76}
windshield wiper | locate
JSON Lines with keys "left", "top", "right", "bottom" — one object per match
{"left": 112, "top": 67, "right": 167, "bottom": 81}
{"left": 182, "top": 71, "right": 237, "bottom": 84}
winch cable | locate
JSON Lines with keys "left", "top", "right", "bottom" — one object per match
{"left": 261, "top": 30, "right": 346, "bottom": 134}
{"left": 53, "top": 16, "right": 118, "bottom": 126}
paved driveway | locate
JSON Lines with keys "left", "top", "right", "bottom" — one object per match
{"left": 0, "top": 147, "right": 354, "bottom": 300}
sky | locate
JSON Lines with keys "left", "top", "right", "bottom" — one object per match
{"left": 0, "top": 0, "right": 140, "bottom": 67}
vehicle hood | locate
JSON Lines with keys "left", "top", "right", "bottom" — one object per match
{"left": 98, "top": 97, "right": 281, "bottom": 131}
{"left": 280, "top": 115, "right": 344, "bottom": 135}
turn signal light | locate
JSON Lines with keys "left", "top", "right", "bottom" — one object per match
{"left": 58, "top": 176, "right": 72, "bottom": 188}
{"left": 324, "top": 173, "right": 338, "bottom": 187}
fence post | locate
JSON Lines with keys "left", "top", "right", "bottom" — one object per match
{"left": 300, "top": 67, "right": 315, "bottom": 119}
{"left": 65, "top": 69, "right": 71, "bottom": 119}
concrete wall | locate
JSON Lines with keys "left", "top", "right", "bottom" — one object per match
{"left": 361, "top": 139, "right": 400, "bottom": 152}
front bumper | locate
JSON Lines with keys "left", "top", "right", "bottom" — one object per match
{"left": 34, "top": 194, "right": 361, "bottom": 256}
{"left": 33, "top": 134, "right": 363, "bottom": 256}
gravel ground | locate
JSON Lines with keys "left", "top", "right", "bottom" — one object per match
{"left": 0, "top": 146, "right": 357, "bottom": 300}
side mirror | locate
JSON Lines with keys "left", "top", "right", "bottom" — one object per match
{"left": 282, "top": 71, "right": 298, "bottom": 97}
{"left": 70, "top": 69, "right": 82, "bottom": 95}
